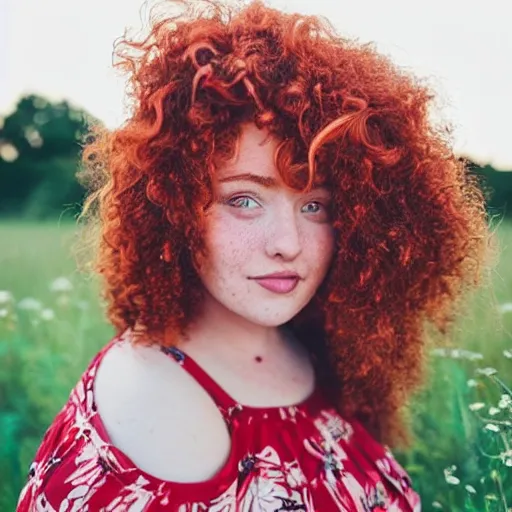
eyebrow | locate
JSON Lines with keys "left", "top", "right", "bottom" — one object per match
{"left": 218, "top": 173, "right": 278, "bottom": 188}
{"left": 218, "top": 172, "right": 327, "bottom": 190}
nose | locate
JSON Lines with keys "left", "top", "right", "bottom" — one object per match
{"left": 265, "top": 206, "right": 302, "bottom": 260}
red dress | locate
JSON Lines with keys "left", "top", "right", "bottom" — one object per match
{"left": 17, "top": 330, "right": 421, "bottom": 511}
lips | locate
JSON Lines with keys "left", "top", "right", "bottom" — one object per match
{"left": 252, "top": 276, "right": 300, "bottom": 294}
{"left": 252, "top": 271, "right": 300, "bottom": 279}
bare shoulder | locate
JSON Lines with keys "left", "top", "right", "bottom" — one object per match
{"left": 94, "top": 340, "right": 183, "bottom": 412}
{"left": 93, "top": 339, "right": 231, "bottom": 483}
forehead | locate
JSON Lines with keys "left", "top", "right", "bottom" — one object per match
{"left": 214, "top": 123, "right": 329, "bottom": 191}
{"left": 214, "top": 122, "right": 278, "bottom": 179}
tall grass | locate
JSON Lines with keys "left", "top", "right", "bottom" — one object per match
{"left": 0, "top": 220, "right": 511, "bottom": 511}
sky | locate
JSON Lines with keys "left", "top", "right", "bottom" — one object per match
{"left": 1, "top": 0, "right": 511, "bottom": 169}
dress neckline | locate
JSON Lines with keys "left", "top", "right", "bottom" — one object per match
{"left": 159, "top": 343, "right": 324, "bottom": 416}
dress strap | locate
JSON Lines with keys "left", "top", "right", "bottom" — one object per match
{"left": 159, "top": 345, "right": 240, "bottom": 417}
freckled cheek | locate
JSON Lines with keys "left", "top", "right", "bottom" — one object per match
{"left": 209, "top": 219, "right": 266, "bottom": 267}
{"left": 304, "top": 228, "right": 335, "bottom": 268}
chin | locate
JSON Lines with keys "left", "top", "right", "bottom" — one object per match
{"left": 234, "top": 308, "right": 304, "bottom": 328}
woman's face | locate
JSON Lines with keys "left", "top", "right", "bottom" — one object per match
{"left": 195, "top": 122, "right": 335, "bottom": 327}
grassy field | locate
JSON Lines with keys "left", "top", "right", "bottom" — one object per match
{"left": 1, "top": 219, "right": 511, "bottom": 511}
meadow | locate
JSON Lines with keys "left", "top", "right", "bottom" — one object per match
{"left": 0, "top": 219, "right": 511, "bottom": 511}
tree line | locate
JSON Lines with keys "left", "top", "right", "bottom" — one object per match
{"left": 0, "top": 93, "right": 510, "bottom": 220}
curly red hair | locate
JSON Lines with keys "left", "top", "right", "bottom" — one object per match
{"left": 78, "top": 0, "right": 494, "bottom": 446}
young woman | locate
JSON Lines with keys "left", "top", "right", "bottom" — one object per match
{"left": 17, "top": 0, "right": 492, "bottom": 510}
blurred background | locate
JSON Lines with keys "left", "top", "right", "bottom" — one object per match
{"left": 1, "top": 0, "right": 511, "bottom": 510}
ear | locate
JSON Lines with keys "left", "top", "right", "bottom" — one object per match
{"left": 191, "top": 248, "right": 207, "bottom": 276}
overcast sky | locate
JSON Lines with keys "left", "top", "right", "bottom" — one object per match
{"left": 1, "top": 0, "right": 511, "bottom": 169}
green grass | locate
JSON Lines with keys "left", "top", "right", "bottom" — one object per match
{"left": 1, "top": 219, "right": 511, "bottom": 511}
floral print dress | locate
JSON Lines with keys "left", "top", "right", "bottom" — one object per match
{"left": 17, "top": 331, "right": 421, "bottom": 511}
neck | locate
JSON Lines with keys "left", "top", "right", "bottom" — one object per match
{"left": 177, "top": 292, "right": 292, "bottom": 361}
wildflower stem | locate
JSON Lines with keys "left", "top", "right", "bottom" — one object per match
{"left": 490, "top": 375, "right": 512, "bottom": 397}
{"left": 492, "top": 470, "right": 508, "bottom": 512}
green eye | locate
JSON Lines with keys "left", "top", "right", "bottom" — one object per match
{"left": 227, "top": 195, "right": 260, "bottom": 209}
{"left": 303, "top": 201, "right": 322, "bottom": 213}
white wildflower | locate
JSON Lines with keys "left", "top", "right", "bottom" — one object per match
{"left": 450, "top": 349, "right": 462, "bottom": 358}
{"left": 467, "top": 379, "right": 478, "bottom": 388}
{"left": 451, "top": 349, "right": 483, "bottom": 361}
{"left": 0, "top": 290, "right": 13, "bottom": 304}
{"left": 0, "top": 143, "right": 18, "bottom": 162}
{"left": 499, "top": 450, "right": 512, "bottom": 465}
{"left": 498, "top": 394, "right": 511, "bottom": 409}
{"left": 476, "top": 367, "right": 497, "bottom": 377}
{"left": 488, "top": 407, "right": 500, "bottom": 416}
{"left": 503, "top": 349, "right": 512, "bottom": 359}
{"left": 465, "top": 485, "right": 476, "bottom": 494}
{"left": 469, "top": 402, "right": 486, "bottom": 411}
{"left": 50, "top": 277, "right": 73, "bottom": 293}
{"left": 446, "top": 475, "right": 460, "bottom": 485}
{"left": 432, "top": 347, "right": 482, "bottom": 360}
{"left": 40, "top": 308, "right": 55, "bottom": 321}
{"left": 17, "top": 297, "right": 42, "bottom": 310}
{"left": 484, "top": 423, "right": 500, "bottom": 433}
{"left": 499, "top": 302, "right": 512, "bottom": 313}
{"left": 444, "top": 466, "right": 460, "bottom": 485}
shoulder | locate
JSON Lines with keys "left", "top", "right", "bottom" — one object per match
{"left": 93, "top": 338, "right": 173, "bottom": 412}
{"left": 93, "top": 338, "right": 232, "bottom": 482}
{"left": 93, "top": 338, "right": 206, "bottom": 427}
